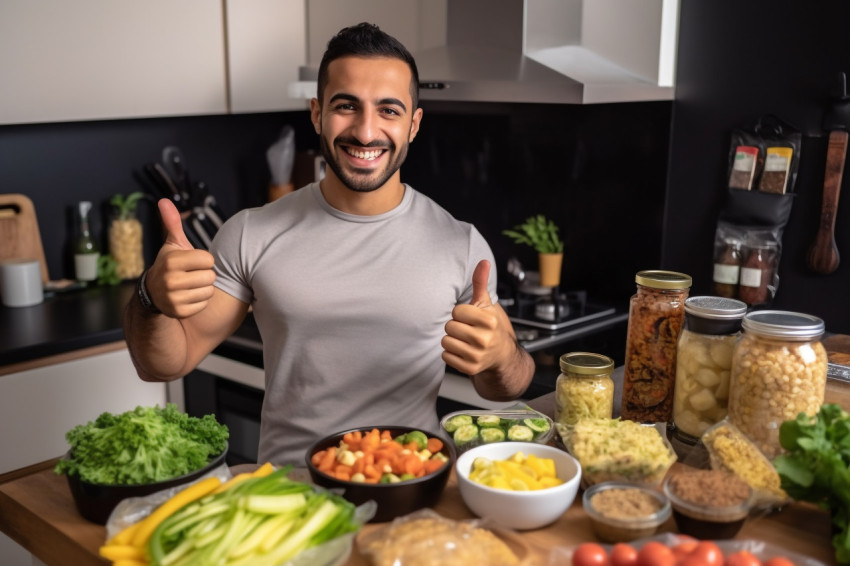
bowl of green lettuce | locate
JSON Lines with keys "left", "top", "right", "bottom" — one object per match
{"left": 55, "top": 404, "right": 229, "bottom": 524}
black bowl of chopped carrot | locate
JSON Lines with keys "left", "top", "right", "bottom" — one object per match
{"left": 306, "top": 426, "right": 455, "bottom": 522}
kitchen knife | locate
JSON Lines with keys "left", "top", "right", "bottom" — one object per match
{"left": 807, "top": 72, "right": 850, "bottom": 274}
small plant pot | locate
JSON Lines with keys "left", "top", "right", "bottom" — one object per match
{"left": 538, "top": 253, "right": 563, "bottom": 288}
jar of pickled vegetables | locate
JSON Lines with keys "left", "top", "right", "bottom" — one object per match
{"left": 672, "top": 296, "right": 747, "bottom": 443}
{"left": 727, "top": 310, "right": 827, "bottom": 459}
{"left": 555, "top": 352, "right": 615, "bottom": 426}
{"left": 621, "top": 270, "right": 692, "bottom": 424}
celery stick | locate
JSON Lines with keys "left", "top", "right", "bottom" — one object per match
{"left": 228, "top": 514, "right": 294, "bottom": 559}
{"left": 261, "top": 499, "right": 341, "bottom": 563}
{"left": 241, "top": 493, "right": 307, "bottom": 515}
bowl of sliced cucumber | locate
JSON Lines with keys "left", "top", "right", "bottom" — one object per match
{"left": 440, "top": 403, "right": 554, "bottom": 454}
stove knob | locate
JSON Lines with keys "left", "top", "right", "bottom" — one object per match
{"left": 515, "top": 328, "right": 538, "bottom": 342}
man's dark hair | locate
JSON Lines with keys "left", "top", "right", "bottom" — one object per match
{"left": 317, "top": 22, "right": 419, "bottom": 110}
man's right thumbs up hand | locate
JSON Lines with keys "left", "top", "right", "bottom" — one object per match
{"left": 144, "top": 198, "right": 216, "bottom": 318}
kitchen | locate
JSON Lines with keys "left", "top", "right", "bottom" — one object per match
{"left": 1, "top": 0, "right": 849, "bottom": 564}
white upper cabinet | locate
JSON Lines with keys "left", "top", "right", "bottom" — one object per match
{"left": 0, "top": 0, "right": 227, "bottom": 125}
{"left": 0, "top": 0, "right": 309, "bottom": 125}
{"left": 226, "top": 0, "right": 308, "bottom": 113}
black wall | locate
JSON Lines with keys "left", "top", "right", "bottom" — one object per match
{"left": 666, "top": 0, "right": 850, "bottom": 332}
{"left": 0, "top": 101, "right": 671, "bottom": 309}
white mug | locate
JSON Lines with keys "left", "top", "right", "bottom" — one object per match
{"left": 0, "top": 259, "right": 44, "bottom": 307}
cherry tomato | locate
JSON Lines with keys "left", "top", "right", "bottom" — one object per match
{"left": 725, "top": 550, "right": 762, "bottom": 566}
{"left": 636, "top": 541, "right": 676, "bottom": 566}
{"left": 684, "top": 541, "right": 724, "bottom": 566}
{"left": 610, "top": 543, "right": 638, "bottom": 566}
{"left": 572, "top": 542, "right": 610, "bottom": 566}
{"left": 671, "top": 540, "right": 700, "bottom": 561}
{"left": 763, "top": 558, "right": 794, "bottom": 566}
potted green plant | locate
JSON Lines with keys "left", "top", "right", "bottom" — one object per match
{"left": 108, "top": 191, "right": 146, "bottom": 279}
{"left": 502, "top": 214, "right": 565, "bottom": 287}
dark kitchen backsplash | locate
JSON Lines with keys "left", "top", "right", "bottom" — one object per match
{"left": 0, "top": 101, "right": 672, "bottom": 308}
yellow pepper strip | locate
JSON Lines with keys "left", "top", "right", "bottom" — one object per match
{"left": 107, "top": 520, "right": 142, "bottom": 546}
{"left": 99, "top": 544, "right": 146, "bottom": 561}
{"left": 211, "top": 472, "right": 252, "bottom": 495}
{"left": 112, "top": 560, "right": 149, "bottom": 566}
{"left": 252, "top": 461, "right": 275, "bottom": 478}
{"left": 131, "top": 476, "right": 222, "bottom": 547}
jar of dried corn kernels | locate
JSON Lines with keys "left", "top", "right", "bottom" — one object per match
{"left": 727, "top": 310, "right": 827, "bottom": 459}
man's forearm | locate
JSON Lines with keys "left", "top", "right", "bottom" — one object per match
{"left": 470, "top": 340, "right": 535, "bottom": 401}
{"left": 123, "top": 298, "right": 191, "bottom": 382}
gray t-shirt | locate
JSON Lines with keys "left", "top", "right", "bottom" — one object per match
{"left": 211, "top": 182, "right": 497, "bottom": 465}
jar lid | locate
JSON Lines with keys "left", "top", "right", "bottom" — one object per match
{"left": 684, "top": 296, "right": 748, "bottom": 320}
{"left": 742, "top": 310, "right": 825, "bottom": 340}
{"left": 560, "top": 352, "right": 615, "bottom": 375}
{"left": 635, "top": 270, "right": 692, "bottom": 290}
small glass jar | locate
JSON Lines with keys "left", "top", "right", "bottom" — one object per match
{"left": 727, "top": 310, "right": 828, "bottom": 459}
{"left": 672, "top": 296, "right": 747, "bottom": 443}
{"left": 555, "top": 352, "right": 615, "bottom": 426}
{"left": 621, "top": 270, "right": 692, "bottom": 424}
{"left": 738, "top": 242, "right": 778, "bottom": 306}
{"left": 712, "top": 238, "right": 742, "bottom": 299}
{"left": 109, "top": 209, "right": 144, "bottom": 279}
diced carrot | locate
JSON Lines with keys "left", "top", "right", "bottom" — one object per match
{"left": 361, "top": 431, "right": 381, "bottom": 452}
{"left": 334, "top": 469, "right": 351, "bottom": 481}
{"left": 380, "top": 429, "right": 393, "bottom": 441}
{"left": 352, "top": 457, "right": 365, "bottom": 475}
{"left": 363, "top": 452, "right": 375, "bottom": 466}
{"left": 311, "top": 450, "right": 326, "bottom": 467}
{"left": 424, "top": 458, "right": 446, "bottom": 475}
{"left": 374, "top": 457, "right": 391, "bottom": 475}
{"left": 364, "top": 464, "right": 381, "bottom": 480}
{"left": 384, "top": 440, "right": 404, "bottom": 453}
{"left": 318, "top": 447, "right": 337, "bottom": 472}
{"left": 402, "top": 454, "right": 423, "bottom": 476}
{"left": 427, "top": 437, "right": 444, "bottom": 453}
{"left": 404, "top": 441, "right": 419, "bottom": 452}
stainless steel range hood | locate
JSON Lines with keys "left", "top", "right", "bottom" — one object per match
{"left": 294, "top": 0, "right": 679, "bottom": 105}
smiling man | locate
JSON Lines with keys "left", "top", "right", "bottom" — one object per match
{"left": 123, "top": 23, "right": 535, "bottom": 466}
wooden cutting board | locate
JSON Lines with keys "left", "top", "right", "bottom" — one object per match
{"left": 0, "top": 193, "right": 48, "bottom": 283}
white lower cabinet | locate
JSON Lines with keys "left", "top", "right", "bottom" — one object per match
{"left": 0, "top": 347, "right": 166, "bottom": 475}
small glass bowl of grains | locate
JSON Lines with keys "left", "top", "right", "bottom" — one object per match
{"left": 582, "top": 481, "right": 671, "bottom": 543}
{"left": 663, "top": 468, "right": 754, "bottom": 539}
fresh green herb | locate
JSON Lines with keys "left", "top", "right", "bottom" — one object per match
{"left": 773, "top": 403, "right": 850, "bottom": 564}
{"left": 54, "top": 404, "right": 229, "bottom": 485}
{"left": 502, "top": 214, "right": 564, "bottom": 254}
{"left": 97, "top": 254, "right": 121, "bottom": 286}
{"left": 109, "top": 191, "right": 145, "bottom": 220}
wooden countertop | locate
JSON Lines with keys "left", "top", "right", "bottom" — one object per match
{"left": 0, "top": 459, "right": 835, "bottom": 566}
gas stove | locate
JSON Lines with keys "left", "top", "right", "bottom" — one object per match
{"left": 506, "top": 289, "right": 615, "bottom": 329}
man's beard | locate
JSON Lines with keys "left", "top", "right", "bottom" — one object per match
{"left": 320, "top": 134, "right": 408, "bottom": 193}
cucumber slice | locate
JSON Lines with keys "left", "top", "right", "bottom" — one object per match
{"left": 480, "top": 427, "right": 506, "bottom": 444}
{"left": 444, "top": 414, "right": 473, "bottom": 433}
{"left": 452, "top": 424, "right": 480, "bottom": 445}
{"left": 507, "top": 424, "right": 534, "bottom": 442}
{"left": 476, "top": 415, "right": 502, "bottom": 428}
{"left": 523, "top": 417, "right": 551, "bottom": 436}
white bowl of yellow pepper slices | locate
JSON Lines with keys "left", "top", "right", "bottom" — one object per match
{"left": 455, "top": 441, "right": 582, "bottom": 530}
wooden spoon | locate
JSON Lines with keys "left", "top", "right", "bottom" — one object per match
{"left": 807, "top": 129, "right": 847, "bottom": 274}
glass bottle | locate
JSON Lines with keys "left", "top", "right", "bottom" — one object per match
{"left": 621, "top": 270, "right": 692, "bottom": 424}
{"left": 74, "top": 201, "right": 100, "bottom": 282}
{"left": 712, "top": 238, "right": 741, "bottom": 299}
{"left": 672, "top": 296, "right": 747, "bottom": 443}
{"left": 727, "top": 310, "right": 827, "bottom": 459}
{"left": 554, "top": 352, "right": 615, "bottom": 426}
{"left": 738, "top": 242, "right": 777, "bottom": 305}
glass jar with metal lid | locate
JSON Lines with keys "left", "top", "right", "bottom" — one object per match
{"left": 554, "top": 352, "right": 615, "bottom": 426}
{"left": 621, "top": 270, "right": 692, "bottom": 424}
{"left": 672, "top": 296, "right": 747, "bottom": 443}
{"left": 727, "top": 310, "right": 827, "bottom": 459}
